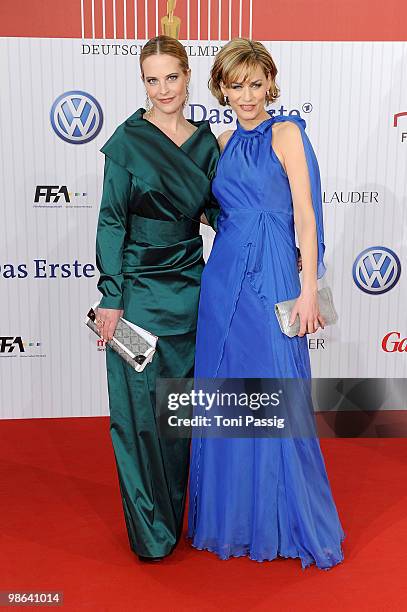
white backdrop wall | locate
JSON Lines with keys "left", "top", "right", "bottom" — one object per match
{"left": 0, "top": 38, "right": 406, "bottom": 419}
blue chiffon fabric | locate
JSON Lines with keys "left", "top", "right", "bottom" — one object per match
{"left": 188, "top": 113, "right": 345, "bottom": 569}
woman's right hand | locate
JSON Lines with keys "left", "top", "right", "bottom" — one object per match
{"left": 95, "top": 307, "right": 123, "bottom": 342}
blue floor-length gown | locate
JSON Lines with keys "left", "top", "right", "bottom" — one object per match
{"left": 188, "top": 113, "right": 345, "bottom": 570}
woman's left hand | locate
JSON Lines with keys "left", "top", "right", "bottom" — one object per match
{"left": 289, "top": 291, "right": 326, "bottom": 337}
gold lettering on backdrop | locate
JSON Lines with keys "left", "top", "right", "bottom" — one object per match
{"left": 161, "top": 0, "right": 181, "bottom": 39}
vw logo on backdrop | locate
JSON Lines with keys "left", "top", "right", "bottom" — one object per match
{"left": 50, "top": 91, "right": 103, "bottom": 144}
{"left": 353, "top": 246, "right": 401, "bottom": 295}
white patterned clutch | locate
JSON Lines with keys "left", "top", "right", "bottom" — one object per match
{"left": 85, "top": 304, "right": 158, "bottom": 372}
{"left": 274, "top": 287, "right": 338, "bottom": 337}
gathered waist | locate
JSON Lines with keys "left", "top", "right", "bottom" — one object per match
{"left": 128, "top": 215, "right": 201, "bottom": 246}
{"left": 216, "top": 208, "right": 295, "bottom": 241}
{"left": 219, "top": 208, "right": 293, "bottom": 216}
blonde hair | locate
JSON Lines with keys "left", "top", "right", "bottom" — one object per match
{"left": 140, "top": 35, "right": 189, "bottom": 76}
{"left": 209, "top": 38, "right": 279, "bottom": 106}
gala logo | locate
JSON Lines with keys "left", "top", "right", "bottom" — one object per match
{"left": 382, "top": 332, "right": 407, "bottom": 353}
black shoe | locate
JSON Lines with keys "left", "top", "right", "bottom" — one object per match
{"left": 137, "top": 555, "right": 164, "bottom": 563}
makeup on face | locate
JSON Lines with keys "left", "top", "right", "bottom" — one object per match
{"left": 142, "top": 54, "right": 189, "bottom": 114}
{"left": 222, "top": 65, "right": 272, "bottom": 124}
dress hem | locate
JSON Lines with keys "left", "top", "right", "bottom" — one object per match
{"left": 186, "top": 533, "right": 346, "bottom": 571}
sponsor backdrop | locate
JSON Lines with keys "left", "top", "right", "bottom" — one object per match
{"left": 0, "top": 1, "right": 406, "bottom": 418}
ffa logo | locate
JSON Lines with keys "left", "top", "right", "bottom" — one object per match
{"left": 50, "top": 91, "right": 103, "bottom": 144}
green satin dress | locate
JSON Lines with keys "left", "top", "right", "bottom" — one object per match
{"left": 95, "top": 108, "right": 219, "bottom": 558}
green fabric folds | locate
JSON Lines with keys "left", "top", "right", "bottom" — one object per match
{"left": 96, "top": 108, "right": 220, "bottom": 334}
{"left": 95, "top": 109, "right": 220, "bottom": 557}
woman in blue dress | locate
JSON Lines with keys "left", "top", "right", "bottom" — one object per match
{"left": 188, "top": 39, "right": 345, "bottom": 570}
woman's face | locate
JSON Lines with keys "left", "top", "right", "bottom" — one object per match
{"left": 221, "top": 64, "right": 271, "bottom": 123}
{"left": 142, "top": 53, "right": 190, "bottom": 115}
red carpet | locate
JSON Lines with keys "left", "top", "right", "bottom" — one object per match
{"left": 0, "top": 418, "right": 406, "bottom": 611}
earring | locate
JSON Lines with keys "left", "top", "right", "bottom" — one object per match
{"left": 183, "top": 85, "right": 190, "bottom": 108}
{"left": 224, "top": 95, "right": 229, "bottom": 105}
{"left": 145, "top": 92, "right": 151, "bottom": 114}
{"left": 265, "top": 90, "right": 270, "bottom": 106}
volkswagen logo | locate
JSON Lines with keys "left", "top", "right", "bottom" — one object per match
{"left": 50, "top": 91, "right": 103, "bottom": 144}
{"left": 353, "top": 246, "right": 401, "bottom": 295}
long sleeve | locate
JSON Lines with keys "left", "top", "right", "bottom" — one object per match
{"left": 202, "top": 141, "right": 221, "bottom": 232}
{"left": 203, "top": 193, "right": 221, "bottom": 231}
{"left": 96, "top": 157, "right": 132, "bottom": 309}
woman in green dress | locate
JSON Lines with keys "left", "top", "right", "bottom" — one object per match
{"left": 95, "top": 35, "right": 219, "bottom": 561}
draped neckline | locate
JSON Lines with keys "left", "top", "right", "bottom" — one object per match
{"left": 235, "top": 113, "right": 275, "bottom": 138}
{"left": 138, "top": 107, "right": 205, "bottom": 150}
{"left": 100, "top": 107, "right": 219, "bottom": 224}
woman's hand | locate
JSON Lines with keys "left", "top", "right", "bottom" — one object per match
{"left": 289, "top": 291, "right": 325, "bottom": 337}
{"left": 95, "top": 307, "right": 123, "bottom": 342}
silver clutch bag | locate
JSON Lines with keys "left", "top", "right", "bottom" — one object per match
{"left": 274, "top": 286, "right": 338, "bottom": 337}
{"left": 85, "top": 304, "right": 158, "bottom": 372}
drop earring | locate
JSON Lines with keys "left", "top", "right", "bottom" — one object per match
{"left": 183, "top": 84, "right": 190, "bottom": 108}
{"left": 145, "top": 92, "right": 152, "bottom": 115}
{"left": 224, "top": 95, "right": 229, "bottom": 105}
{"left": 265, "top": 90, "right": 270, "bottom": 106}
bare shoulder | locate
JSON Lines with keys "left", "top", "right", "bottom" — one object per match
{"left": 272, "top": 121, "right": 303, "bottom": 154}
{"left": 273, "top": 120, "right": 302, "bottom": 140}
{"left": 217, "top": 129, "right": 234, "bottom": 151}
